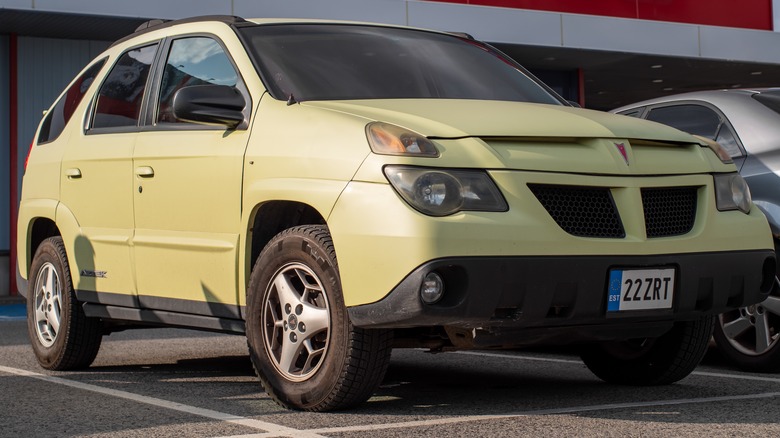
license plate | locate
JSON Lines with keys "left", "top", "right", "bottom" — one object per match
{"left": 607, "top": 268, "right": 675, "bottom": 312}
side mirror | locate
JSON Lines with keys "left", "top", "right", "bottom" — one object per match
{"left": 172, "top": 85, "right": 246, "bottom": 128}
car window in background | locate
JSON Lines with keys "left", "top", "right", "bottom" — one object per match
{"left": 714, "top": 123, "right": 742, "bottom": 158}
{"left": 646, "top": 105, "right": 719, "bottom": 138}
{"left": 752, "top": 90, "right": 780, "bottom": 116}
{"left": 38, "top": 59, "right": 106, "bottom": 143}
{"left": 92, "top": 44, "right": 158, "bottom": 129}
{"left": 616, "top": 108, "right": 643, "bottom": 118}
{"left": 646, "top": 104, "right": 742, "bottom": 158}
{"left": 157, "top": 37, "right": 239, "bottom": 124}
{"left": 239, "top": 24, "right": 563, "bottom": 105}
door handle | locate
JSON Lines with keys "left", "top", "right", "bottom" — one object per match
{"left": 65, "top": 168, "right": 82, "bottom": 179}
{"left": 135, "top": 166, "right": 155, "bottom": 177}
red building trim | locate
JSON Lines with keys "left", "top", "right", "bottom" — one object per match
{"left": 424, "top": 0, "right": 772, "bottom": 31}
{"left": 9, "top": 33, "right": 18, "bottom": 296}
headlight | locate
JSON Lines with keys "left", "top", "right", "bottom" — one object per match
{"left": 383, "top": 166, "right": 508, "bottom": 216}
{"left": 714, "top": 173, "right": 751, "bottom": 214}
{"left": 366, "top": 122, "right": 439, "bottom": 157}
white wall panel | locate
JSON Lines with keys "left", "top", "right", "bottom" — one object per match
{"left": 700, "top": 25, "right": 780, "bottom": 63}
{"left": 407, "top": 1, "right": 562, "bottom": 46}
{"left": 562, "top": 14, "right": 700, "bottom": 57}
{"left": 0, "top": 0, "right": 31, "bottom": 9}
{"left": 234, "top": 0, "right": 407, "bottom": 25}
{"left": 32, "top": 0, "right": 232, "bottom": 19}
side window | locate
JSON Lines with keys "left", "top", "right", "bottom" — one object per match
{"left": 38, "top": 59, "right": 106, "bottom": 144}
{"left": 715, "top": 124, "right": 743, "bottom": 158}
{"left": 92, "top": 44, "right": 158, "bottom": 129}
{"left": 616, "top": 108, "right": 643, "bottom": 118}
{"left": 646, "top": 104, "right": 720, "bottom": 139}
{"left": 157, "top": 37, "right": 238, "bottom": 124}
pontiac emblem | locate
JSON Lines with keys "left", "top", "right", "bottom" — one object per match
{"left": 614, "top": 142, "right": 629, "bottom": 165}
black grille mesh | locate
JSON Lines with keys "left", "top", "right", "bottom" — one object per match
{"left": 642, "top": 186, "right": 698, "bottom": 238}
{"left": 529, "top": 185, "right": 625, "bottom": 238}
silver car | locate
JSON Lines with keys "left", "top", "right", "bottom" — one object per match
{"left": 613, "top": 89, "right": 780, "bottom": 372}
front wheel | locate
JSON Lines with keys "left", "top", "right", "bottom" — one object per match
{"left": 581, "top": 316, "right": 713, "bottom": 385}
{"left": 713, "top": 239, "right": 780, "bottom": 372}
{"left": 246, "top": 225, "right": 392, "bottom": 411}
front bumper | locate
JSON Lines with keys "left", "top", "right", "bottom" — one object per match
{"left": 348, "top": 250, "right": 776, "bottom": 330}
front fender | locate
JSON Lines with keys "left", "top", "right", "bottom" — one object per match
{"left": 238, "top": 177, "right": 349, "bottom": 305}
{"left": 754, "top": 200, "right": 780, "bottom": 239}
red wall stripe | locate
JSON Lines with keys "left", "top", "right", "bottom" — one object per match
{"left": 9, "top": 33, "right": 18, "bottom": 296}
{"left": 425, "top": 0, "right": 772, "bottom": 30}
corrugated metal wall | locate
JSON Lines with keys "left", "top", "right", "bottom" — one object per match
{"left": 6, "top": 36, "right": 110, "bottom": 251}
{"left": 15, "top": 36, "right": 110, "bottom": 174}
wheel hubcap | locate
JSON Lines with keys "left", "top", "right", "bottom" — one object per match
{"left": 262, "top": 263, "right": 330, "bottom": 382}
{"left": 719, "top": 276, "right": 780, "bottom": 356}
{"left": 33, "top": 262, "right": 62, "bottom": 348}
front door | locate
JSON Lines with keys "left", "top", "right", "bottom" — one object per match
{"left": 132, "top": 36, "right": 250, "bottom": 318}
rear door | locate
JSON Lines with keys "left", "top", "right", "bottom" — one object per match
{"left": 60, "top": 43, "right": 159, "bottom": 304}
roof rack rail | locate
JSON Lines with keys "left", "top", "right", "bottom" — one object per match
{"left": 135, "top": 19, "right": 171, "bottom": 32}
{"left": 111, "top": 15, "right": 247, "bottom": 47}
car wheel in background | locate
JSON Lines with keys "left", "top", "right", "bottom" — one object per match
{"left": 246, "top": 225, "right": 393, "bottom": 411}
{"left": 581, "top": 316, "right": 713, "bottom": 385}
{"left": 26, "top": 236, "right": 103, "bottom": 370}
{"left": 713, "top": 240, "right": 780, "bottom": 373}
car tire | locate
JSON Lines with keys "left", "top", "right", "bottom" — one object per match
{"left": 712, "top": 239, "right": 780, "bottom": 373}
{"left": 580, "top": 316, "right": 713, "bottom": 385}
{"left": 26, "top": 236, "right": 103, "bottom": 370}
{"left": 246, "top": 225, "right": 393, "bottom": 411}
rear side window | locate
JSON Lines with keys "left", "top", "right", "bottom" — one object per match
{"left": 646, "top": 104, "right": 742, "bottom": 158}
{"left": 752, "top": 91, "right": 780, "bottom": 115}
{"left": 37, "top": 59, "right": 106, "bottom": 144}
{"left": 646, "top": 105, "right": 720, "bottom": 138}
{"left": 616, "top": 108, "right": 643, "bottom": 118}
{"left": 92, "top": 44, "right": 158, "bottom": 129}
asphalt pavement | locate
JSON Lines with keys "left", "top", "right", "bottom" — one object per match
{"left": 2, "top": 303, "right": 780, "bottom": 437}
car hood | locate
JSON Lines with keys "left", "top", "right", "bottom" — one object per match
{"left": 302, "top": 99, "right": 697, "bottom": 143}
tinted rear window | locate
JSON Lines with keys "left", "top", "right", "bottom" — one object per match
{"left": 752, "top": 90, "right": 780, "bottom": 116}
{"left": 38, "top": 59, "right": 106, "bottom": 144}
{"left": 239, "top": 24, "right": 562, "bottom": 105}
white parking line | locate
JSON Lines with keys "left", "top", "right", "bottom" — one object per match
{"left": 215, "top": 392, "right": 780, "bottom": 438}
{"left": 0, "top": 365, "right": 325, "bottom": 438}
{"left": 456, "top": 350, "right": 780, "bottom": 384}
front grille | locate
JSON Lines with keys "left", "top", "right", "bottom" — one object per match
{"left": 642, "top": 186, "right": 698, "bottom": 238}
{"left": 528, "top": 184, "right": 625, "bottom": 238}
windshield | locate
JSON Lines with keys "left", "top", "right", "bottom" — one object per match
{"left": 238, "top": 24, "right": 563, "bottom": 105}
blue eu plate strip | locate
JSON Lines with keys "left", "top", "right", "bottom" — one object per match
{"left": 607, "top": 270, "right": 622, "bottom": 312}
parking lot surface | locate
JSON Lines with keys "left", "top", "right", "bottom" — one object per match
{"left": 2, "top": 304, "right": 780, "bottom": 437}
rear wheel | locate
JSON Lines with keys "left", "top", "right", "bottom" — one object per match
{"left": 581, "top": 316, "right": 713, "bottom": 385}
{"left": 246, "top": 225, "right": 392, "bottom": 411}
{"left": 26, "top": 236, "right": 103, "bottom": 370}
{"left": 713, "top": 239, "right": 780, "bottom": 372}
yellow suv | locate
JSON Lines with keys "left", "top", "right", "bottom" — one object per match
{"left": 17, "top": 16, "right": 777, "bottom": 411}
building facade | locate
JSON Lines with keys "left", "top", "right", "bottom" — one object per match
{"left": 3, "top": 0, "right": 780, "bottom": 295}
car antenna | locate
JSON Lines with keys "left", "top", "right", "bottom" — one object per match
{"left": 287, "top": 94, "right": 298, "bottom": 106}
